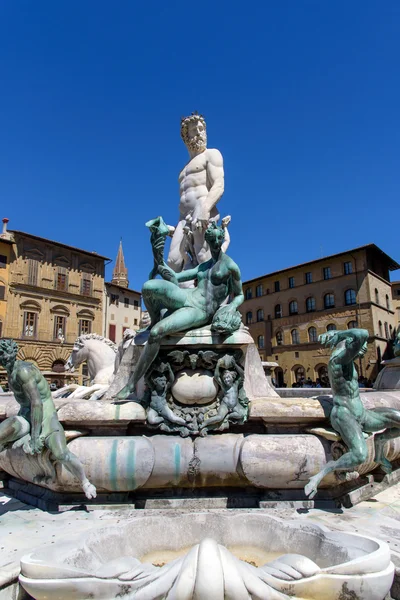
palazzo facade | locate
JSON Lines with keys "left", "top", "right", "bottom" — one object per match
{"left": 0, "top": 222, "right": 109, "bottom": 388}
{"left": 241, "top": 244, "right": 399, "bottom": 387}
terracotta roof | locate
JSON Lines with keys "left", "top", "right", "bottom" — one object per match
{"left": 243, "top": 243, "right": 400, "bottom": 285}
{"left": 10, "top": 230, "right": 111, "bottom": 261}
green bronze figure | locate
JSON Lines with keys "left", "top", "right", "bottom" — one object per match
{"left": 394, "top": 328, "right": 400, "bottom": 358}
{"left": 116, "top": 221, "right": 244, "bottom": 400}
{"left": 0, "top": 339, "right": 96, "bottom": 499}
{"left": 305, "top": 329, "right": 400, "bottom": 499}
{"left": 200, "top": 353, "right": 248, "bottom": 430}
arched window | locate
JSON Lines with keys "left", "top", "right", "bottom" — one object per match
{"left": 289, "top": 300, "right": 298, "bottom": 315}
{"left": 378, "top": 321, "right": 383, "bottom": 337}
{"left": 375, "top": 288, "right": 379, "bottom": 304}
{"left": 276, "top": 330, "right": 283, "bottom": 345}
{"left": 384, "top": 322, "right": 389, "bottom": 339}
{"left": 245, "top": 288, "right": 252, "bottom": 300}
{"left": 386, "top": 294, "right": 390, "bottom": 310}
{"left": 275, "top": 304, "right": 282, "bottom": 319}
{"left": 348, "top": 320, "right": 357, "bottom": 329}
{"left": 306, "top": 297, "right": 316, "bottom": 313}
{"left": 324, "top": 293, "right": 335, "bottom": 309}
{"left": 256, "top": 284, "right": 263, "bottom": 297}
{"left": 291, "top": 329, "right": 300, "bottom": 344}
{"left": 246, "top": 311, "right": 253, "bottom": 325}
{"left": 256, "top": 309, "right": 264, "bottom": 322}
{"left": 308, "top": 326, "right": 317, "bottom": 342}
{"left": 294, "top": 365, "right": 305, "bottom": 383}
{"left": 327, "top": 324, "right": 337, "bottom": 331}
{"left": 345, "top": 289, "right": 356, "bottom": 306}
{"left": 257, "top": 335, "right": 265, "bottom": 349}
{"left": 52, "top": 359, "right": 66, "bottom": 373}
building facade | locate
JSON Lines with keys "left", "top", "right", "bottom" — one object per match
{"left": 104, "top": 241, "right": 141, "bottom": 344}
{"left": 0, "top": 221, "right": 109, "bottom": 388}
{"left": 241, "top": 244, "right": 399, "bottom": 387}
{"left": 0, "top": 219, "right": 13, "bottom": 340}
{"left": 392, "top": 281, "right": 400, "bottom": 330}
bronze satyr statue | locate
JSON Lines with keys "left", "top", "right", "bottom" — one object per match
{"left": 0, "top": 339, "right": 96, "bottom": 499}
{"left": 305, "top": 329, "right": 400, "bottom": 499}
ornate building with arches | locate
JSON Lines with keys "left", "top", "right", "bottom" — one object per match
{"left": 241, "top": 244, "right": 399, "bottom": 387}
{"left": 0, "top": 221, "right": 110, "bottom": 389}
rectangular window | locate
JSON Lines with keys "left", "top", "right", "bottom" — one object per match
{"left": 305, "top": 272, "right": 312, "bottom": 284}
{"left": 256, "top": 284, "right": 263, "bottom": 297}
{"left": 81, "top": 275, "right": 92, "bottom": 296}
{"left": 134, "top": 319, "right": 138, "bottom": 325}
{"left": 54, "top": 316, "right": 66, "bottom": 339}
{"left": 23, "top": 312, "right": 37, "bottom": 337}
{"left": 79, "top": 319, "right": 91, "bottom": 335}
{"left": 323, "top": 267, "right": 331, "bottom": 280}
{"left": 344, "top": 261, "right": 352, "bottom": 275}
{"left": 0, "top": 285, "right": 5, "bottom": 300}
{"left": 274, "top": 281, "right": 280, "bottom": 292}
{"left": 110, "top": 294, "right": 119, "bottom": 306}
{"left": 134, "top": 300, "right": 139, "bottom": 308}
{"left": 108, "top": 324, "right": 116, "bottom": 342}
{"left": 28, "top": 258, "right": 38, "bottom": 286}
{"left": 288, "top": 277, "right": 295, "bottom": 289}
{"left": 397, "top": 290, "right": 400, "bottom": 297}
{"left": 124, "top": 297, "right": 129, "bottom": 308}
{"left": 56, "top": 268, "right": 68, "bottom": 291}
{"left": 0, "top": 254, "right": 7, "bottom": 269}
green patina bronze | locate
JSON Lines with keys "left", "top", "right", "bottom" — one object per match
{"left": 394, "top": 328, "right": 400, "bottom": 358}
{"left": 116, "top": 220, "right": 244, "bottom": 400}
{"left": 0, "top": 338, "right": 96, "bottom": 499}
{"left": 305, "top": 329, "right": 400, "bottom": 499}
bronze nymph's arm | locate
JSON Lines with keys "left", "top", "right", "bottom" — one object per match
{"left": 214, "top": 361, "right": 226, "bottom": 392}
{"left": 229, "top": 264, "right": 244, "bottom": 310}
{"left": 175, "top": 265, "right": 200, "bottom": 283}
{"left": 320, "top": 329, "right": 369, "bottom": 365}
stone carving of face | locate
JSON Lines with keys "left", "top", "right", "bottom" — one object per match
{"left": 222, "top": 371, "right": 235, "bottom": 387}
{"left": 186, "top": 119, "right": 207, "bottom": 153}
{"left": 153, "top": 375, "right": 167, "bottom": 392}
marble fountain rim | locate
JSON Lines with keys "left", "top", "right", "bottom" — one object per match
{"left": 19, "top": 511, "right": 391, "bottom": 577}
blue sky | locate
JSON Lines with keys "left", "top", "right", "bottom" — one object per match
{"left": 1, "top": 1, "right": 399, "bottom": 289}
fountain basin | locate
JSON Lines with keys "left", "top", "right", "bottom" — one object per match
{"left": 19, "top": 512, "right": 393, "bottom": 599}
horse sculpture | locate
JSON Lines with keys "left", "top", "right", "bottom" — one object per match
{"left": 52, "top": 334, "right": 117, "bottom": 400}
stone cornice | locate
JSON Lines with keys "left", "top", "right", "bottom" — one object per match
{"left": 9, "top": 282, "right": 101, "bottom": 305}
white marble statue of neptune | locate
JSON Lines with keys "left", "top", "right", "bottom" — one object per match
{"left": 167, "top": 112, "right": 225, "bottom": 272}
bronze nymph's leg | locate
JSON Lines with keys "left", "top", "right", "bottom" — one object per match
{"left": 142, "top": 278, "right": 187, "bottom": 326}
{"left": 46, "top": 429, "right": 96, "bottom": 499}
{"left": 305, "top": 407, "right": 368, "bottom": 499}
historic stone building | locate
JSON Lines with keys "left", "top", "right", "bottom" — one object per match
{"left": 0, "top": 221, "right": 109, "bottom": 388}
{"left": 392, "top": 281, "right": 400, "bottom": 329}
{"left": 0, "top": 219, "right": 13, "bottom": 342}
{"left": 104, "top": 240, "right": 141, "bottom": 344}
{"left": 241, "top": 244, "right": 399, "bottom": 387}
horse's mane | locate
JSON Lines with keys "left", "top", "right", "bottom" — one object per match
{"left": 75, "top": 334, "right": 117, "bottom": 353}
